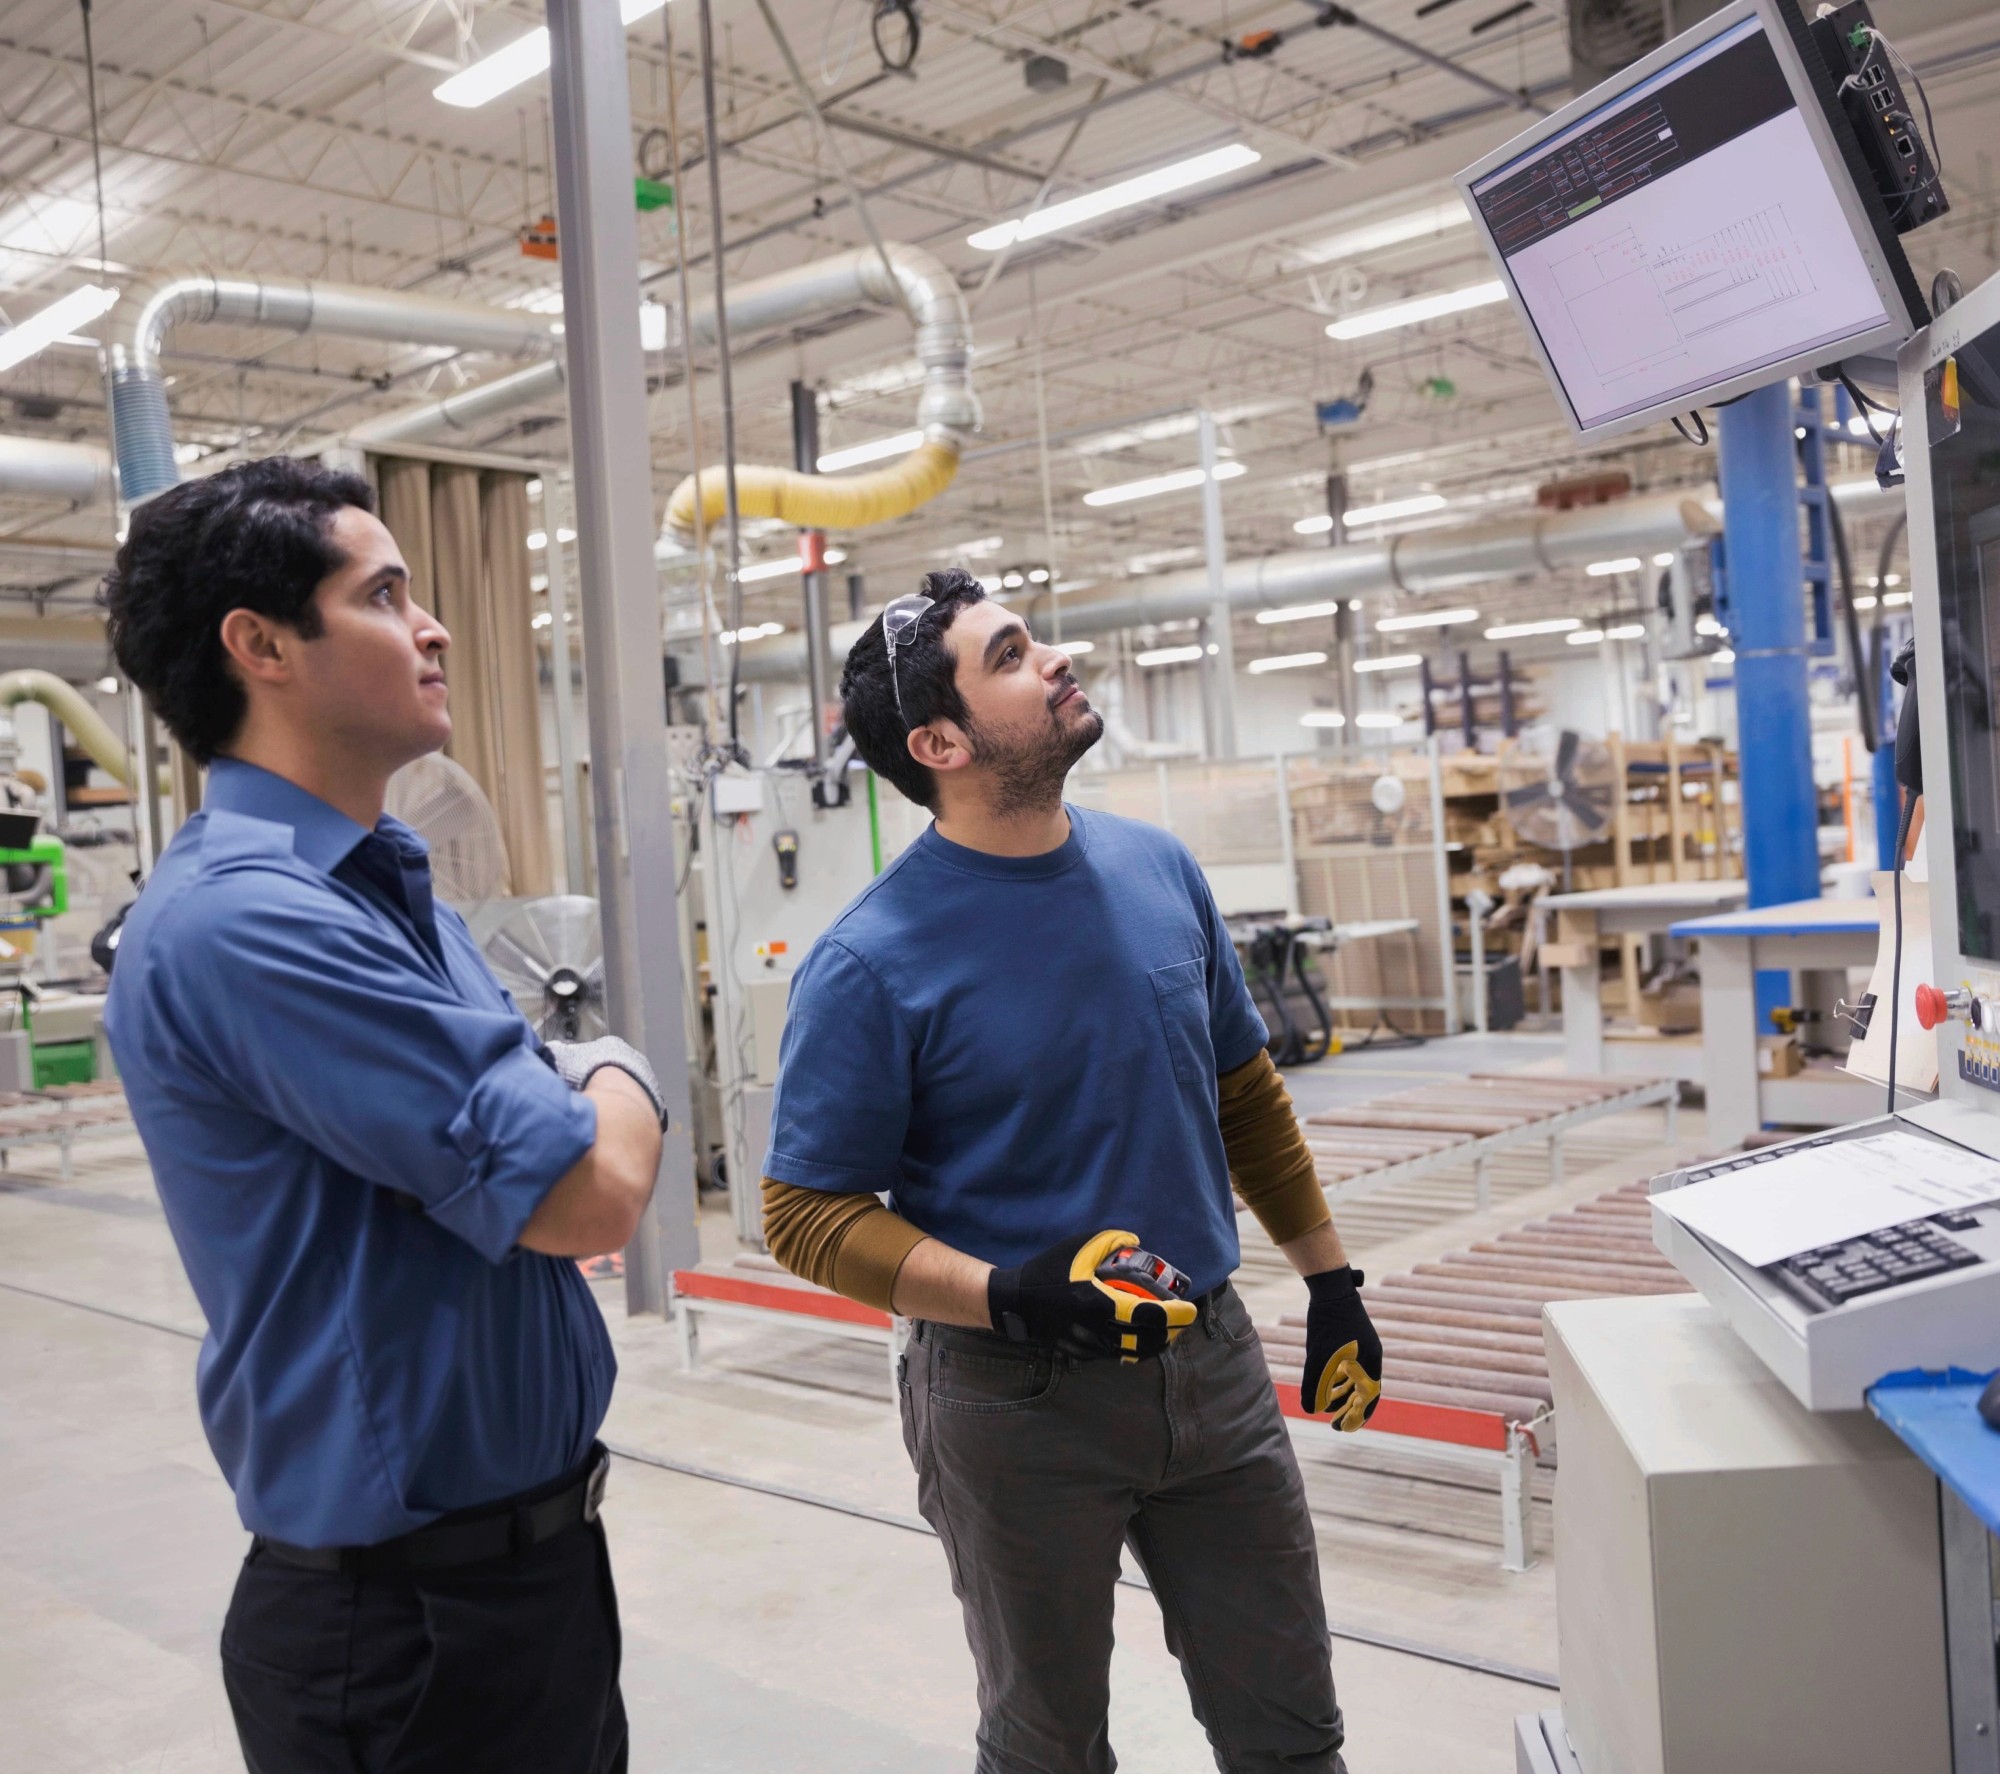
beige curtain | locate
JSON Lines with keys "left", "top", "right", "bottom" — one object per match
{"left": 372, "top": 455, "right": 552, "bottom": 898}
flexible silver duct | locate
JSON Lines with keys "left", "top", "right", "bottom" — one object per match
{"left": 713, "top": 480, "right": 1904, "bottom": 682}
{"left": 684, "top": 243, "right": 977, "bottom": 445}
{"left": 106, "top": 273, "right": 564, "bottom": 501}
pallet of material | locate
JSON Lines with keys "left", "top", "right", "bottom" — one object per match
{"left": 1293, "top": 1071, "right": 1675, "bottom": 1208}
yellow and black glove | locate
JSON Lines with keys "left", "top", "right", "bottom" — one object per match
{"left": 989, "top": 1229, "right": 1199, "bottom": 1363}
{"left": 1301, "top": 1266, "right": 1383, "bottom": 1432}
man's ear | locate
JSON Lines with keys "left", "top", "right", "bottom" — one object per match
{"left": 217, "top": 608, "right": 297, "bottom": 689}
{"left": 907, "top": 720, "right": 972, "bottom": 777}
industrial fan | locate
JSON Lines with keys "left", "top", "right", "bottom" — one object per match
{"left": 385, "top": 754, "right": 508, "bottom": 904}
{"left": 1497, "top": 730, "right": 1618, "bottom": 888}
{"left": 479, "top": 895, "right": 607, "bottom": 1042}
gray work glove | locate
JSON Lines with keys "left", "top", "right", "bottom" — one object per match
{"left": 546, "top": 1036, "right": 667, "bottom": 1127}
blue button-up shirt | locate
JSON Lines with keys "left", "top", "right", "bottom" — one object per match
{"left": 105, "top": 758, "right": 611, "bottom": 1547}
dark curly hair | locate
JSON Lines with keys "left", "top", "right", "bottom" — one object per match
{"left": 839, "top": 567, "right": 988, "bottom": 810}
{"left": 102, "top": 456, "right": 376, "bottom": 765}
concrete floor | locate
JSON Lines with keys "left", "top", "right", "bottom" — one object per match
{"left": 0, "top": 1033, "right": 1709, "bottom": 1773}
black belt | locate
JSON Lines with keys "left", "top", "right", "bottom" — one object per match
{"left": 254, "top": 1445, "right": 610, "bottom": 1577}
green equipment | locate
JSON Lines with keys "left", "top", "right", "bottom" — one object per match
{"left": 0, "top": 813, "right": 87, "bottom": 1087}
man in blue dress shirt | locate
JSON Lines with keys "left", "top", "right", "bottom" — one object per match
{"left": 101, "top": 457, "right": 664, "bottom": 1773}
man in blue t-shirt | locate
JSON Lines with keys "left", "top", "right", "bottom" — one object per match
{"left": 764, "top": 568, "right": 1383, "bottom": 1773}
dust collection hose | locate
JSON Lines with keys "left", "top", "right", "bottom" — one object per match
{"left": 0, "top": 669, "right": 169, "bottom": 794}
{"left": 665, "top": 437, "right": 960, "bottom": 540}
{"left": 663, "top": 242, "right": 978, "bottom": 545}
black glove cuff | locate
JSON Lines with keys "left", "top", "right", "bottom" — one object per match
{"left": 987, "top": 1270, "right": 1029, "bottom": 1341}
{"left": 1304, "top": 1265, "right": 1365, "bottom": 1303}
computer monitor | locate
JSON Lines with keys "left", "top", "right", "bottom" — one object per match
{"left": 1456, "top": 0, "right": 1924, "bottom": 439}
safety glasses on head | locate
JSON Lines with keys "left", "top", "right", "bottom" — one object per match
{"left": 881, "top": 591, "right": 936, "bottom": 729}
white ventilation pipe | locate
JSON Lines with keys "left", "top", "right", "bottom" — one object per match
{"left": 717, "top": 481, "right": 1901, "bottom": 682}
{"left": 347, "top": 358, "right": 568, "bottom": 450}
{"left": 106, "top": 273, "right": 563, "bottom": 501}
{"left": 0, "top": 436, "right": 116, "bottom": 507}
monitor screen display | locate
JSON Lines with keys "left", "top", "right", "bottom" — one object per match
{"left": 1466, "top": 13, "right": 1893, "bottom": 433}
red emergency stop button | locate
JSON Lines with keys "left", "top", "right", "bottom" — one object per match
{"left": 1915, "top": 984, "right": 1950, "bottom": 1030}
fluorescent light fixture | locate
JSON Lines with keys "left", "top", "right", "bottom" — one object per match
{"left": 1249, "top": 651, "right": 1328, "bottom": 674}
{"left": 1847, "top": 415, "right": 1873, "bottom": 436}
{"left": 1127, "top": 546, "right": 1204, "bottom": 574}
{"left": 1712, "top": 648, "right": 1736, "bottom": 665}
{"left": 1300, "top": 710, "right": 1347, "bottom": 729}
{"left": 1294, "top": 514, "right": 1335, "bottom": 535}
{"left": 640, "top": 302, "right": 668, "bottom": 352}
{"left": 527, "top": 478, "right": 543, "bottom": 498}
{"left": 1852, "top": 594, "right": 1878, "bottom": 611}
{"left": 1353, "top": 653, "right": 1422, "bottom": 674}
{"left": 1884, "top": 574, "right": 1902, "bottom": 586}
{"left": 1883, "top": 590, "right": 1911, "bottom": 606}
{"left": 1136, "top": 644, "right": 1206, "bottom": 667}
{"left": 531, "top": 611, "right": 554, "bottom": 630}
{"left": 1001, "top": 571, "right": 1024, "bottom": 590}
{"left": 436, "top": 0, "right": 666, "bottom": 106}
{"left": 0, "top": 283, "right": 118, "bottom": 374}
{"left": 1376, "top": 607, "right": 1477, "bottom": 633}
{"left": 1354, "top": 711, "right": 1403, "bottom": 729}
{"left": 818, "top": 429, "right": 924, "bottom": 472}
{"left": 1062, "top": 640, "right": 1095, "bottom": 654}
{"left": 969, "top": 143, "right": 1261, "bottom": 252}
{"left": 1291, "top": 198, "right": 1471, "bottom": 268}
{"left": 95, "top": 676, "right": 119, "bottom": 695}
{"left": 1082, "top": 461, "right": 1246, "bottom": 507}
{"left": 1484, "top": 617, "right": 1580, "bottom": 640}
{"left": 1256, "top": 600, "right": 1342, "bottom": 625}
{"left": 1028, "top": 568, "right": 1050, "bottom": 583}
{"left": 1605, "top": 623, "right": 1647, "bottom": 641}
{"left": 1653, "top": 552, "right": 1677, "bottom": 567}
{"left": 1345, "top": 493, "right": 1446, "bottom": 527}
{"left": 525, "top": 527, "right": 575, "bottom": 550}
{"left": 1567, "top": 629, "right": 1606, "bottom": 646}
{"left": 825, "top": 548, "right": 848, "bottom": 565}
{"left": 738, "top": 557, "right": 804, "bottom": 584}
{"left": 1695, "top": 614, "right": 1725, "bottom": 636}
{"left": 1585, "top": 557, "right": 1642, "bottom": 576}
{"left": 717, "top": 620, "right": 787, "bottom": 646}
{"left": 1325, "top": 280, "right": 1506, "bottom": 341}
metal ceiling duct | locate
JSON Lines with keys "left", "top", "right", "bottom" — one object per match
{"left": 0, "top": 436, "right": 116, "bottom": 508}
{"left": 347, "top": 358, "right": 568, "bottom": 451}
{"left": 106, "top": 273, "right": 564, "bottom": 502}
{"left": 712, "top": 480, "right": 1904, "bottom": 682}
{"left": 663, "top": 242, "right": 979, "bottom": 542}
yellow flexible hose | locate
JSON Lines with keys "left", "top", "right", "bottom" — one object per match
{"left": 665, "top": 438, "right": 960, "bottom": 544}
{"left": 0, "top": 669, "right": 170, "bottom": 794}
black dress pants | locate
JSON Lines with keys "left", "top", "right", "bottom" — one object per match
{"left": 220, "top": 1515, "right": 627, "bottom": 1774}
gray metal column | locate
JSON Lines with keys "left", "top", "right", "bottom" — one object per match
{"left": 790, "top": 381, "right": 833, "bottom": 773}
{"left": 541, "top": 479, "right": 589, "bottom": 897}
{"left": 1197, "top": 410, "right": 1237, "bottom": 759}
{"left": 546, "top": 0, "right": 699, "bottom": 1313}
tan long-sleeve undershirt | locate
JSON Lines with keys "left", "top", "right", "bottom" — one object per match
{"left": 761, "top": 1049, "right": 1329, "bottom": 1311}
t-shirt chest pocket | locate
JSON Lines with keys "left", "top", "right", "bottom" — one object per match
{"left": 1149, "top": 959, "right": 1213, "bottom": 1088}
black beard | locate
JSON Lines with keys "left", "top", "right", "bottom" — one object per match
{"left": 970, "top": 702, "right": 1104, "bottom": 819}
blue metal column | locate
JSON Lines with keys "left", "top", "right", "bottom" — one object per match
{"left": 1874, "top": 638, "right": 1902, "bottom": 870}
{"left": 1718, "top": 382, "right": 1821, "bottom": 1034}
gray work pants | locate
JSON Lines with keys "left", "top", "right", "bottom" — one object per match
{"left": 899, "top": 1282, "right": 1346, "bottom": 1774}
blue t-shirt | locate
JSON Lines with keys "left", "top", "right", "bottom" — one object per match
{"left": 765, "top": 805, "right": 1268, "bottom": 1296}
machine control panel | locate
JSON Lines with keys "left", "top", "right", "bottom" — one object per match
{"left": 1911, "top": 970, "right": 2000, "bottom": 1090}
{"left": 1651, "top": 1117, "right": 2000, "bottom": 1409}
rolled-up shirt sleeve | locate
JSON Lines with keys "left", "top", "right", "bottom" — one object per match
{"left": 145, "top": 878, "right": 595, "bottom": 1264}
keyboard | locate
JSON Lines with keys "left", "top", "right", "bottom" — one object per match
{"left": 1771, "top": 1216, "right": 1982, "bottom": 1311}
